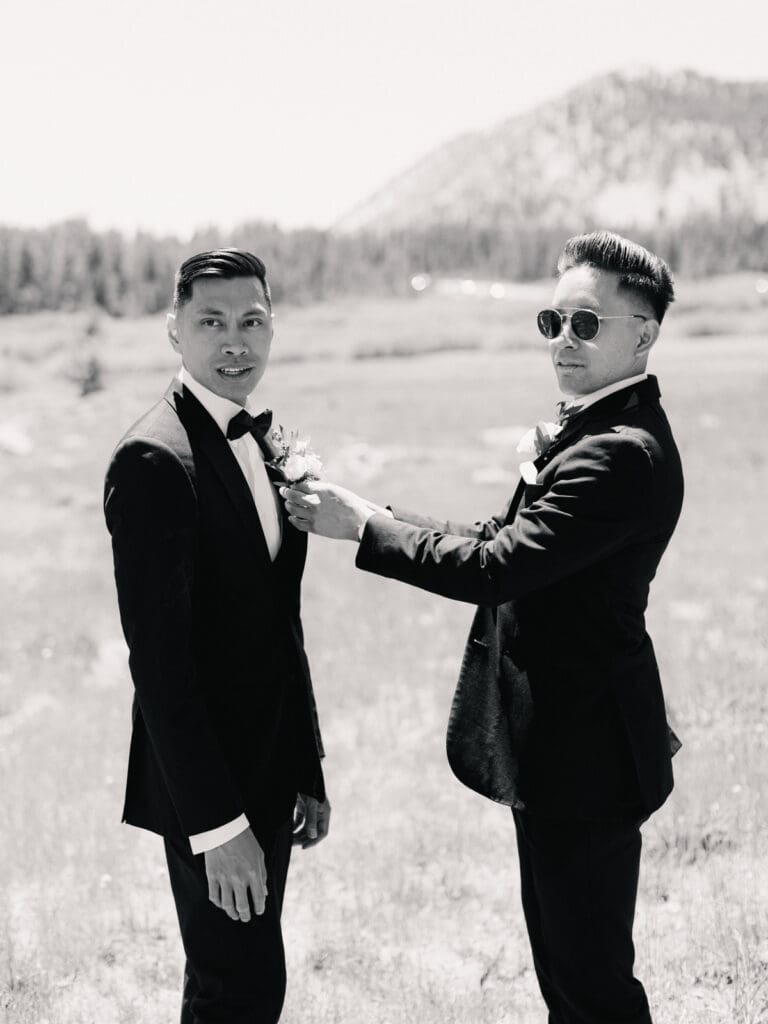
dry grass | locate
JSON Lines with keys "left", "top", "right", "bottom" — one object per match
{"left": 0, "top": 278, "right": 767, "bottom": 1022}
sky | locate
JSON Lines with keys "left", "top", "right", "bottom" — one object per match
{"left": 2, "top": 0, "right": 766, "bottom": 238}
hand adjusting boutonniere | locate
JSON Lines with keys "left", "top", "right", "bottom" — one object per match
{"left": 516, "top": 421, "right": 562, "bottom": 485}
{"left": 261, "top": 425, "right": 324, "bottom": 484}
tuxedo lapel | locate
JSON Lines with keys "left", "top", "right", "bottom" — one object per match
{"left": 533, "top": 376, "right": 661, "bottom": 474}
{"left": 198, "top": 430, "right": 275, "bottom": 569}
{"left": 504, "top": 478, "right": 527, "bottom": 525}
{"left": 164, "top": 380, "right": 274, "bottom": 570}
{"left": 273, "top": 490, "right": 303, "bottom": 571}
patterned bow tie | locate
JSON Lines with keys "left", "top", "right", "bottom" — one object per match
{"left": 556, "top": 400, "right": 585, "bottom": 425}
{"left": 226, "top": 408, "right": 273, "bottom": 447}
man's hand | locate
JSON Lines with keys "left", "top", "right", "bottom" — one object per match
{"left": 293, "top": 794, "right": 332, "bottom": 849}
{"left": 280, "top": 481, "right": 375, "bottom": 540}
{"left": 204, "top": 827, "right": 267, "bottom": 922}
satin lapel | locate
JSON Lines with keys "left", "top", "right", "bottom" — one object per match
{"left": 197, "top": 431, "right": 275, "bottom": 568}
{"left": 165, "top": 380, "right": 274, "bottom": 569}
{"left": 273, "top": 488, "right": 300, "bottom": 568}
{"left": 504, "top": 477, "right": 527, "bottom": 525}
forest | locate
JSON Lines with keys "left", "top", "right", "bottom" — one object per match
{"left": 0, "top": 215, "right": 766, "bottom": 315}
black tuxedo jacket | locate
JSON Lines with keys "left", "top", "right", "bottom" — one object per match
{"left": 357, "top": 376, "right": 683, "bottom": 819}
{"left": 104, "top": 379, "right": 325, "bottom": 841}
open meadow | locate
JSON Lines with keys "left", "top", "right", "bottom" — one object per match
{"left": 0, "top": 276, "right": 767, "bottom": 1023}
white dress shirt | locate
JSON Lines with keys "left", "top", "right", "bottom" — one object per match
{"left": 179, "top": 367, "right": 282, "bottom": 559}
{"left": 178, "top": 366, "right": 282, "bottom": 854}
{"left": 560, "top": 372, "right": 648, "bottom": 414}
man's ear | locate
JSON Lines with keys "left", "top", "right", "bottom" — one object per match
{"left": 636, "top": 318, "right": 659, "bottom": 356}
{"left": 167, "top": 313, "right": 180, "bottom": 351}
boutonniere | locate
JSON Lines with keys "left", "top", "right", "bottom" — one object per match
{"left": 516, "top": 421, "right": 563, "bottom": 485}
{"left": 262, "top": 426, "right": 324, "bottom": 484}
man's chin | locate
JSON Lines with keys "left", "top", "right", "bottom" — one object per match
{"left": 555, "top": 365, "right": 592, "bottom": 397}
{"left": 555, "top": 372, "right": 579, "bottom": 396}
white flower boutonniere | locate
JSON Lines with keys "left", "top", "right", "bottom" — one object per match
{"left": 516, "top": 421, "right": 563, "bottom": 485}
{"left": 263, "top": 426, "right": 324, "bottom": 484}
{"left": 516, "top": 421, "right": 563, "bottom": 457}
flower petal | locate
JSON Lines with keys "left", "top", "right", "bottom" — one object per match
{"left": 516, "top": 428, "right": 537, "bottom": 455}
{"left": 282, "top": 453, "right": 309, "bottom": 481}
{"left": 304, "top": 453, "right": 323, "bottom": 478}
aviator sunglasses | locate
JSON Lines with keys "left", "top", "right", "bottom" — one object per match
{"left": 537, "top": 308, "right": 648, "bottom": 342}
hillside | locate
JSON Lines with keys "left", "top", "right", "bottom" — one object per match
{"left": 336, "top": 69, "right": 768, "bottom": 234}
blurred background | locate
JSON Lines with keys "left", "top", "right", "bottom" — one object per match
{"left": 1, "top": 2, "right": 767, "bottom": 1022}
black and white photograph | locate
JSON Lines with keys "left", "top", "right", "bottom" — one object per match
{"left": 1, "top": 2, "right": 767, "bottom": 1022}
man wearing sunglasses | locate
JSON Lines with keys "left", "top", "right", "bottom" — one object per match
{"left": 282, "top": 230, "right": 682, "bottom": 1024}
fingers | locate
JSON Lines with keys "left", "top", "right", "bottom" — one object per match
{"left": 280, "top": 487, "right": 321, "bottom": 508}
{"left": 249, "top": 841, "right": 268, "bottom": 917}
{"left": 293, "top": 794, "right": 306, "bottom": 831}
{"left": 292, "top": 794, "right": 315, "bottom": 845}
{"left": 280, "top": 487, "right": 319, "bottom": 532}
{"left": 200, "top": 829, "right": 264, "bottom": 924}
{"left": 219, "top": 880, "right": 240, "bottom": 922}
{"left": 233, "top": 881, "right": 251, "bottom": 923}
{"left": 305, "top": 798, "right": 319, "bottom": 841}
{"left": 284, "top": 499, "right": 315, "bottom": 520}
{"left": 294, "top": 793, "right": 306, "bottom": 819}
{"left": 317, "top": 800, "right": 331, "bottom": 841}
{"left": 248, "top": 868, "right": 268, "bottom": 917}
{"left": 207, "top": 874, "right": 222, "bottom": 909}
{"left": 294, "top": 796, "right": 331, "bottom": 849}
{"left": 292, "top": 796, "right": 307, "bottom": 845}
{"left": 291, "top": 479, "right": 321, "bottom": 494}
{"left": 302, "top": 799, "right": 331, "bottom": 849}
{"left": 213, "top": 871, "right": 267, "bottom": 922}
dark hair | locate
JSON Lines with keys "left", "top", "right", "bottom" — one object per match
{"left": 173, "top": 248, "right": 272, "bottom": 311}
{"left": 557, "top": 231, "right": 674, "bottom": 322}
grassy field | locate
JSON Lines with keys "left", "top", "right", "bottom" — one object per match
{"left": 0, "top": 276, "right": 767, "bottom": 1023}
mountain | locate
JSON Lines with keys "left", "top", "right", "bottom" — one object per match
{"left": 336, "top": 69, "right": 768, "bottom": 234}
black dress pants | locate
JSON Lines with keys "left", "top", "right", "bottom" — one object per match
{"left": 164, "top": 819, "right": 294, "bottom": 1024}
{"left": 512, "top": 810, "right": 652, "bottom": 1024}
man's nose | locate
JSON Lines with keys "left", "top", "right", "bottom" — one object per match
{"left": 558, "top": 320, "right": 579, "bottom": 347}
{"left": 221, "top": 333, "right": 249, "bottom": 356}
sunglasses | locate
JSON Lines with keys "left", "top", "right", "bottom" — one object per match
{"left": 537, "top": 308, "right": 648, "bottom": 342}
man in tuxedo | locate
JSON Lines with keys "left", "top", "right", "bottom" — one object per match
{"left": 282, "top": 231, "right": 683, "bottom": 1023}
{"left": 104, "top": 249, "right": 329, "bottom": 1024}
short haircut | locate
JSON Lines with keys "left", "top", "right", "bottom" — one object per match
{"left": 173, "top": 248, "right": 272, "bottom": 311}
{"left": 557, "top": 231, "right": 674, "bottom": 323}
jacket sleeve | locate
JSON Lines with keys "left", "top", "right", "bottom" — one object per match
{"left": 357, "top": 435, "right": 653, "bottom": 606}
{"left": 104, "top": 437, "right": 245, "bottom": 836}
{"left": 290, "top": 577, "right": 326, "bottom": 760}
{"left": 389, "top": 482, "right": 522, "bottom": 541}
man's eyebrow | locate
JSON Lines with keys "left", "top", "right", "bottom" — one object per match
{"left": 193, "top": 304, "right": 267, "bottom": 316}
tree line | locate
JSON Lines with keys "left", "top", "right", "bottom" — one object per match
{"left": 0, "top": 215, "right": 765, "bottom": 315}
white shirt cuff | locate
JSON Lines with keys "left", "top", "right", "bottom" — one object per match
{"left": 357, "top": 505, "right": 394, "bottom": 540}
{"left": 188, "top": 813, "right": 249, "bottom": 855}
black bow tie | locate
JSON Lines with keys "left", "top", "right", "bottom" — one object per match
{"left": 556, "top": 401, "right": 585, "bottom": 426}
{"left": 226, "top": 408, "right": 273, "bottom": 446}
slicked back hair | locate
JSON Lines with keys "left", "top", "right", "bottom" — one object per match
{"left": 557, "top": 231, "right": 674, "bottom": 323}
{"left": 173, "top": 249, "right": 272, "bottom": 311}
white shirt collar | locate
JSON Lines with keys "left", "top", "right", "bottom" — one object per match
{"left": 178, "top": 366, "right": 260, "bottom": 437}
{"left": 562, "top": 372, "right": 648, "bottom": 414}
